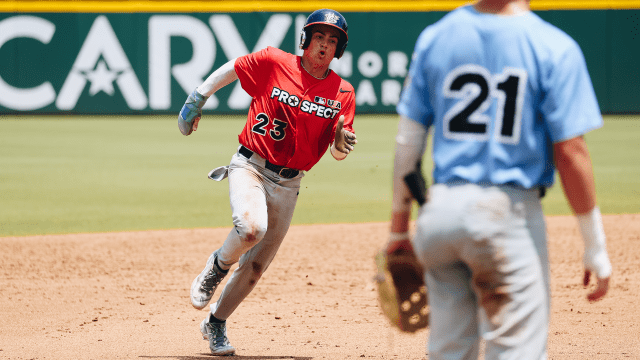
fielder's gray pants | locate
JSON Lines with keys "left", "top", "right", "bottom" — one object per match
{"left": 413, "top": 183, "right": 549, "bottom": 360}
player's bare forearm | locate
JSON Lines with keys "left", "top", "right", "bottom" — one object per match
{"left": 554, "top": 136, "right": 597, "bottom": 214}
{"left": 390, "top": 210, "right": 411, "bottom": 234}
{"left": 554, "top": 136, "right": 611, "bottom": 301}
{"left": 390, "top": 171, "right": 414, "bottom": 237}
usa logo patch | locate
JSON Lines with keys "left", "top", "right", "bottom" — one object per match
{"left": 327, "top": 99, "right": 341, "bottom": 109}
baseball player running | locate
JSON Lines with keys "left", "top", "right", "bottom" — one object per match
{"left": 178, "top": 9, "right": 356, "bottom": 356}
{"left": 388, "top": 0, "right": 612, "bottom": 359}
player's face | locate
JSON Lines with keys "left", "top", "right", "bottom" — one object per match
{"left": 305, "top": 25, "right": 340, "bottom": 65}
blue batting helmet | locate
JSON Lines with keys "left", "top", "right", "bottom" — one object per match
{"left": 299, "top": 9, "right": 348, "bottom": 59}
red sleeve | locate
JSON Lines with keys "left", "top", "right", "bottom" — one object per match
{"left": 234, "top": 47, "right": 273, "bottom": 97}
{"left": 332, "top": 79, "right": 356, "bottom": 139}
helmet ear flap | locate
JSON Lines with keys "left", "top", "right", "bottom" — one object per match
{"left": 299, "top": 30, "right": 307, "bottom": 50}
{"left": 299, "top": 29, "right": 313, "bottom": 50}
{"left": 336, "top": 39, "right": 347, "bottom": 59}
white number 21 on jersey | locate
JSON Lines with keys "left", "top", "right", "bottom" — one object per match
{"left": 442, "top": 64, "right": 527, "bottom": 145}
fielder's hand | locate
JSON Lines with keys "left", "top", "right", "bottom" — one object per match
{"left": 375, "top": 237, "right": 428, "bottom": 333}
{"left": 583, "top": 248, "right": 611, "bottom": 302}
{"left": 334, "top": 115, "right": 357, "bottom": 154}
{"left": 576, "top": 207, "right": 612, "bottom": 302}
{"left": 178, "top": 89, "right": 208, "bottom": 136}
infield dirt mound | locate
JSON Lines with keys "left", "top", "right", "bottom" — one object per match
{"left": 1, "top": 214, "right": 638, "bottom": 359}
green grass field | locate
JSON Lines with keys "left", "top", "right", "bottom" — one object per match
{"left": 1, "top": 114, "right": 638, "bottom": 237}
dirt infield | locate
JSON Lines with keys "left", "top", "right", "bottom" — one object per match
{"left": 1, "top": 214, "right": 638, "bottom": 359}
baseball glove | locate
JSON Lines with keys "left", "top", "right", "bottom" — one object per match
{"left": 374, "top": 239, "right": 429, "bottom": 333}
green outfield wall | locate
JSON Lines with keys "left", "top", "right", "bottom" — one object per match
{"left": 2, "top": 4, "right": 640, "bottom": 114}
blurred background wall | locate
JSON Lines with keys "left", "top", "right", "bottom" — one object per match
{"left": 1, "top": 0, "right": 639, "bottom": 114}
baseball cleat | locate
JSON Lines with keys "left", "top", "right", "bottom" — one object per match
{"left": 190, "top": 251, "right": 228, "bottom": 310}
{"left": 201, "top": 316, "right": 236, "bottom": 356}
{"left": 200, "top": 316, "right": 210, "bottom": 340}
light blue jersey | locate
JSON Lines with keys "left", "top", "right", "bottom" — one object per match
{"left": 397, "top": 5, "right": 603, "bottom": 188}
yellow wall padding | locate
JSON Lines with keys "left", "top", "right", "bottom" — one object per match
{"left": 2, "top": 0, "right": 640, "bottom": 13}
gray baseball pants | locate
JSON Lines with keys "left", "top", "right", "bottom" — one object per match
{"left": 413, "top": 183, "right": 549, "bottom": 360}
{"left": 210, "top": 149, "right": 302, "bottom": 320}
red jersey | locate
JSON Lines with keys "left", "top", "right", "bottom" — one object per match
{"left": 234, "top": 46, "right": 355, "bottom": 172}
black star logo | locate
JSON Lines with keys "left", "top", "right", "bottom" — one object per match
{"left": 288, "top": 95, "right": 300, "bottom": 107}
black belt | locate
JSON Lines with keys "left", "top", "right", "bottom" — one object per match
{"left": 539, "top": 187, "right": 546, "bottom": 198}
{"left": 239, "top": 146, "right": 300, "bottom": 179}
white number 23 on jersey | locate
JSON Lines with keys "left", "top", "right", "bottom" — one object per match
{"left": 443, "top": 64, "right": 527, "bottom": 145}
